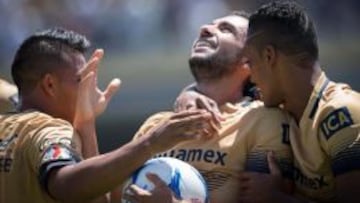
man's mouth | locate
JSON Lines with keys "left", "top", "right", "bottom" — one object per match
{"left": 194, "top": 37, "right": 217, "bottom": 50}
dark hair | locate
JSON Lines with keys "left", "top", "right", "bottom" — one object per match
{"left": 248, "top": 1, "right": 318, "bottom": 62}
{"left": 231, "top": 10, "right": 250, "bottom": 19}
{"left": 11, "top": 27, "right": 90, "bottom": 94}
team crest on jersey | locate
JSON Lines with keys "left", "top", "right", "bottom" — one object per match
{"left": 41, "top": 144, "right": 73, "bottom": 163}
{"left": 320, "top": 107, "right": 353, "bottom": 139}
{"left": 39, "top": 137, "right": 73, "bottom": 151}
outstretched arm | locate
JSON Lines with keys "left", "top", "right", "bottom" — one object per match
{"left": 47, "top": 110, "right": 215, "bottom": 202}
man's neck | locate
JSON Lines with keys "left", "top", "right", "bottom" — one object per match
{"left": 283, "top": 61, "right": 322, "bottom": 123}
{"left": 196, "top": 74, "right": 244, "bottom": 106}
{"left": 19, "top": 92, "right": 49, "bottom": 114}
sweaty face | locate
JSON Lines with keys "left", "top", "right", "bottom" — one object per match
{"left": 54, "top": 52, "right": 85, "bottom": 123}
{"left": 243, "top": 34, "right": 283, "bottom": 107}
{"left": 189, "top": 15, "right": 248, "bottom": 81}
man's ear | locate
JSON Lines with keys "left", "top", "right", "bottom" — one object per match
{"left": 239, "top": 59, "right": 251, "bottom": 81}
{"left": 262, "top": 45, "right": 277, "bottom": 69}
{"left": 40, "top": 73, "right": 57, "bottom": 97}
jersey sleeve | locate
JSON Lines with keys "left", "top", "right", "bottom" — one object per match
{"left": 24, "top": 117, "right": 82, "bottom": 194}
{"left": 132, "top": 112, "right": 173, "bottom": 140}
{"left": 319, "top": 92, "right": 360, "bottom": 177}
{"left": 245, "top": 107, "right": 294, "bottom": 179}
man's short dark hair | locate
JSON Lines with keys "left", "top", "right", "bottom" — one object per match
{"left": 11, "top": 27, "right": 91, "bottom": 94}
{"left": 231, "top": 10, "right": 250, "bottom": 19}
{"left": 248, "top": 1, "right": 318, "bottom": 62}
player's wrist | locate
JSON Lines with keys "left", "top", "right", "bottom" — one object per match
{"left": 73, "top": 118, "right": 96, "bottom": 136}
{"left": 136, "top": 135, "right": 156, "bottom": 158}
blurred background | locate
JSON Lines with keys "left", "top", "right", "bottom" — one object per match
{"left": 0, "top": 0, "right": 359, "bottom": 152}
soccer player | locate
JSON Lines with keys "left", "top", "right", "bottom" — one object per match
{"left": 124, "top": 12, "right": 295, "bottom": 203}
{"left": 0, "top": 28, "right": 216, "bottom": 203}
{"left": 239, "top": 1, "right": 360, "bottom": 202}
{"left": 0, "top": 78, "right": 18, "bottom": 113}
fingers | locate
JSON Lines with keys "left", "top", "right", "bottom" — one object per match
{"left": 104, "top": 78, "right": 121, "bottom": 101}
{"left": 78, "top": 71, "right": 95, "bottom": 93}
{"left": 90, "top": 48, "right": 104, "bottom": 60}
{"left": 79, "top": 49, "right": 104, "bottom": 78}
{"left": 146, "top": 173, "right": 167, "bottom": 188}
{"left": 123, "top": 184, "right": 150, "bottom": 203}
{"left": 173, "top": 98, "right": 195, "bottom": 113}
{"left": 163, "top": 110, "right": 216, "bottom": 140}
{"left": 196, "top": 97, "right": 224, "bottom": 125}
{"left": 267, "top": 151, "right": 281, "bottom": 176}
{"left": 182, "top": 112, "right": 218, "bottom": 139}
{"left": 80, "top": 56, "right": 100, "bottom": 79}
{"left": 129, "top": 184, "right": 151, "bottom": 196}
{"left": 170, "top": 109, "right": 209, "bottom": 120}
{"left": 172, "top": 111, "right": 212, "bottom": 128}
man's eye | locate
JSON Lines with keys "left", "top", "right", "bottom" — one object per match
{"left": 219, "top": 26, "right": 232, "bottom": 33}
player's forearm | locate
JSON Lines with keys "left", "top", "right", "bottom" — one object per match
{"left": 48, "top": 136, "right": 153, "bottom": 202}
{"left": 74, "top": 119, "right": 100, "bottom": 159}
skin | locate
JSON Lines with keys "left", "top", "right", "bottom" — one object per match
{"left": 239, "top": 17, "right": 360, "bottom": 203}
{"left": 16, "top": 46, "right": 217, "bottom": 203}
{"left": 189, "top": 15, "right": 251, "bottom": 105}
{"left": 243, "top": 42, "right": 320, "bottom": 121}
{"left": 124, "top": 15, "right": 288, "bottom": 203}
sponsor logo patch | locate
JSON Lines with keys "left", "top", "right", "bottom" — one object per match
{"left": 320, "top": 107, "right": 353, "bottom": 139}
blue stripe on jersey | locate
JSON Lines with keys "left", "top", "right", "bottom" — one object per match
{"left": 309, "top": 79, "right": 329, "bottom": 119}
{"left": 245, "top": 151, "right": 269, "bottom": 173}
{"left": 245, "top": 151, "right": 293, "bottom": 179}
{"left": 332, "top": 142, "right": 360, "bottom": 176}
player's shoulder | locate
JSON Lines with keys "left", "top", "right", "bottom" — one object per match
{"left": 142, "top": 111, "right": 173, "bottom": 125}
{"left": 317, "top": 83, "right": 360, "bottom": 139}
{"left": 25, "top": 110, "right": 70, "bottom": 126}
{"left": 246, "top": 100, "right": 292, "bottom": 121}
{"left": 319, "top": 83, "right": 360, "bottom": 120}
{"left": 1, "top": 110, "right": 71, "bottom": 131}
{"left": 323, "top": 82, "right": 360, "bottom": 107}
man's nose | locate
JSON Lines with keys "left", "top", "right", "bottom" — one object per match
{"left": 199, "top": 24, "right": 215, "bottom": 38}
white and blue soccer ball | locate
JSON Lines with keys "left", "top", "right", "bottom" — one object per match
{"left": 122, "top": 157, "right": 209, "bottom": 203}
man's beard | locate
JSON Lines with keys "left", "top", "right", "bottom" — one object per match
{"left": 189, "top": 49, "right": 242, "bottom": 82}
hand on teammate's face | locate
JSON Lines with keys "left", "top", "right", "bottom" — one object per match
{"left": 73, "top": 49, "right": 121, "bottom": 125}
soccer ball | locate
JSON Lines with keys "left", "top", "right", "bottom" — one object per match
{"left": 122, "top": 157, "right": 209, "bottom": 203}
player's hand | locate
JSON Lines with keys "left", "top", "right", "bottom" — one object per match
{"left": 238, "top": 152, "right": 291, "bottom": 203}
{"left": 122, "top": 173, "right": 184, "bottom": 203}
{"left": 73, "top": 49, "right": 121, "bottom": 125}
{"left": 174, "top": 89, "right": 223, "bottom": 128}
{"left": 145, "top": 110, "right": 217, "bottom": 154}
